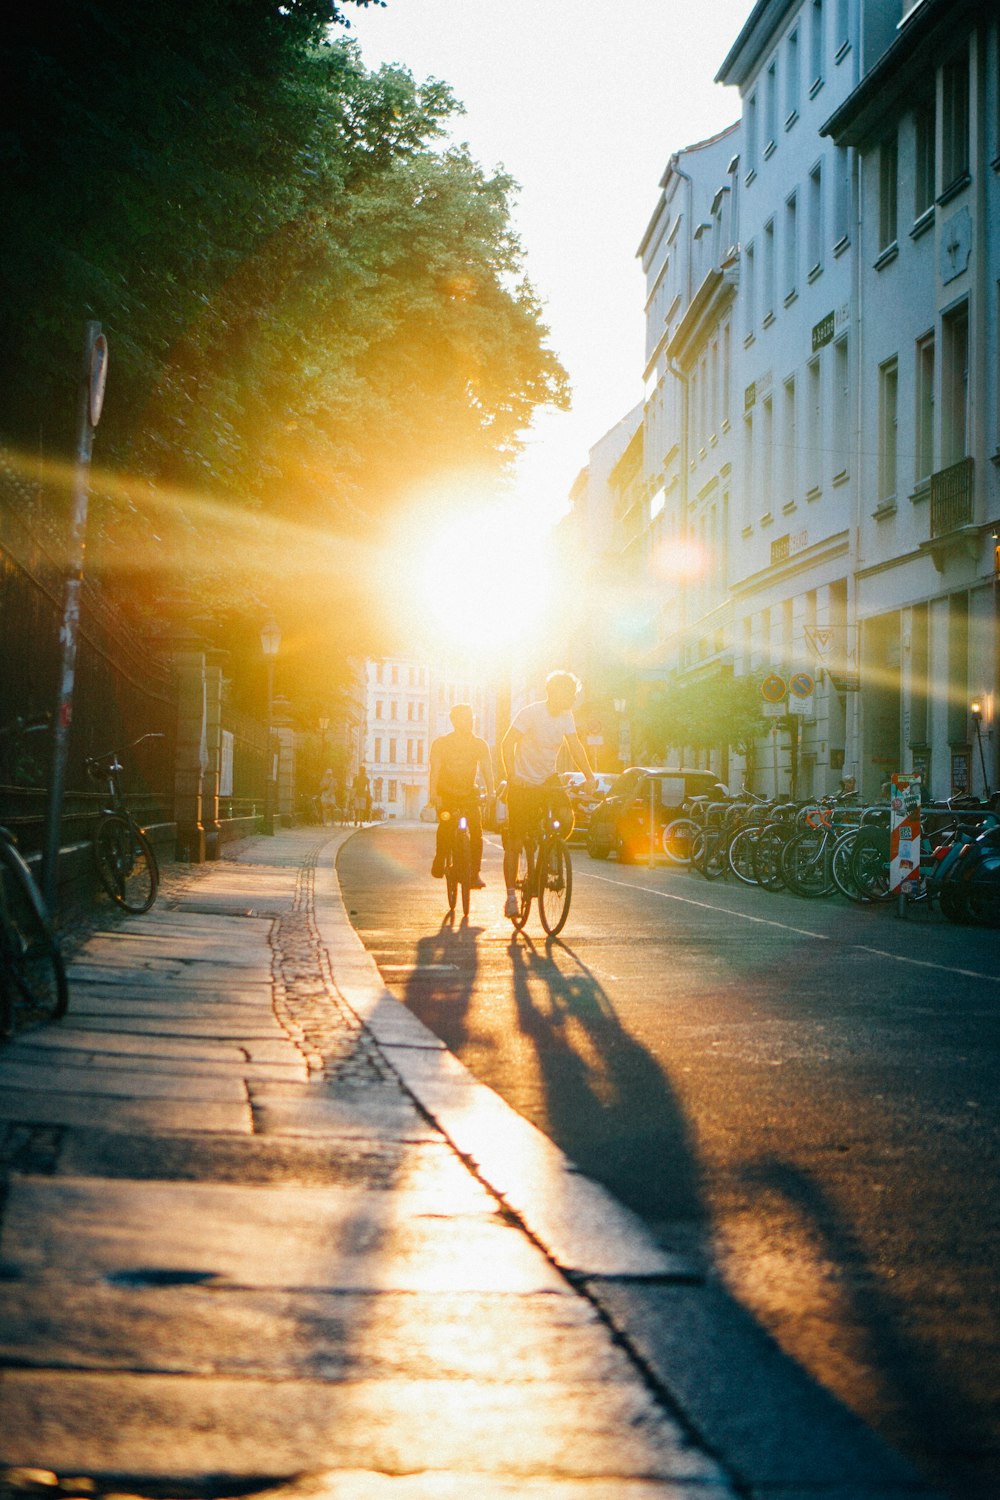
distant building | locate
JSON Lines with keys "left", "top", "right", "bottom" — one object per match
{"left": 363, "top": 658, "right": 497, "bottom": 819}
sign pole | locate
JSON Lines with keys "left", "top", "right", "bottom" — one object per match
{"left": 42, "top": 321, "right": 107, "bottom": 912}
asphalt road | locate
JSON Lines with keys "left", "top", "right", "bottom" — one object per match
{"left": 337, "top": 820, "right": 1000, "bottom": 1500}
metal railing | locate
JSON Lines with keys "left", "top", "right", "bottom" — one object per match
{"left": 930, "top": 456, "right": 974, "bottom": 538}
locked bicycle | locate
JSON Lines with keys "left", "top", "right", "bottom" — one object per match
{"left": 86, "top": 732, "right": 163, "bottom": 914}
{"left": 0, "top": 716, "right": 68, "bottom": 1036}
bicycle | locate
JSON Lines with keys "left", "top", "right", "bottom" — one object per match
{"left": 438, "top": 804, "right": 475, "bottom": 918}
{"left": 509, "top": 787, "right": 573, "bottom": 936}
{"left": 86, "top": 733, "right": 163, "bottom": 914}
{"left": 0, "top": 716, "right": 68, "bottom": 1037}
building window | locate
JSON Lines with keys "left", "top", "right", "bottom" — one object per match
{"left": 914, "top": 96, "right": 936, "bottom": 219}
{"left": 878, "top": 133, "right": 898, "bottom": 251}
{"left": 878, "top": 357, "right": 899, "bottom": 502}
{"left": 941, "top": 301, "right": 969, "bottom": 465}
{"left": 389, "top": 738, "right": 397, "bottom": 764}
{"left": 743, "top": 412, "right": 754, "bottom": 525}
{"left": 784, "top": 191, "right": 798, "bottom": 299}
{"left": 375, "top": 700, "right": 383, "bottom": 720}
{"left": 833, "top": 334, "right": 850, "bottom": 477}
{"left": 374, "top": 737, "right": 382, "bottom": 762}
{"left": 373, "top": 778, "right": 383, "bottom": 802}
{"left": 763, "top": 218, "right": 776, "bottom": 319}
{"left": 786, "top": 28, "right": 800, "bottom": 123}
{"left": 722, "top": 321, "right": 732, "bottom": 425}
{"left": 915, "top": 332, "right": 935, "bottom": 482}
{"left": 807, "top": 161, "right": 823, "bottom": 275}
{"left": 807, "top": 355, "right": 822, "bottom": 492}
{"left": 744, "top": 240, "right": 756, "bottom": 336}
{"left": 765, "top": 59, "right": 778, "bottom": 150}
{"left": 417, "top": 741, "right": 424, "bottom": 765}
{"left": 391, "top": 664, "right": 399, "bottom": 685}
{"left": 835, "top": 0, "right": 850, "bottom": 57}
{"left": 942, "top": 51, "right": 970, "bottom": 192}
{"left": 746, "top": 91, "right": 758, "bottom": 178}
{"left": 388, "top": 780, "right": 397, "bottom": 803}
{"left": 810, "top": 0, "right": 825, "bottom": 90}
{"left": 833, "top": 144, "right": 851, "bottom": 246}
{"left": 783, "top": 376, "right": 797, "bottom": 505}
{"left": 762, "top": 395, "right": 774, "bottom": 515}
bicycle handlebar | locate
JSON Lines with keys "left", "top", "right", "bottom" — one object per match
{"left": 85, "top": 731, "right": 165, "bottom": 770}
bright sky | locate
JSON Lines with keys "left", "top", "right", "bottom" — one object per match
{"left": 351, "top": 0, "right": 753, "bottom": 531}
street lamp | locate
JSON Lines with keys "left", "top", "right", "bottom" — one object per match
{"left": 971, "top": 699, "right": 991, "bottom": 799}
{"left": 260, "top": 616, "right": 281, "bottom": 834}
{"left": 613, "top": 697, "right": 629, "bottom": 770}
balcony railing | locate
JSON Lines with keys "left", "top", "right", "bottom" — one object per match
{"left": 930, "top": 457, "right": 974, "bottom": 537}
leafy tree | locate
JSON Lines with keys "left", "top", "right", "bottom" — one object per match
{"left": 0, "top": 2, "right": 568, "bottom": 713}
{"left": 640, "top": 672, "right": 766, "bottom": 768}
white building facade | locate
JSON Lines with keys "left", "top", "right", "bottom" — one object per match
{"left": 363, "top": 658, "right": 498, "bottom": 819}
{"left": 823, "top": 0, "right": 1000, "bottom": 800}
{"left": 571, "top": 0, "right": 999, "bottom": 803}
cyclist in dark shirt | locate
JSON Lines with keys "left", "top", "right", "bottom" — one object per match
{"left": 428, "top": 704, "right": 495, "bottom": 888}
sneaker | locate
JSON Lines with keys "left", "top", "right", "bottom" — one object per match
{"left": 431, "top": 855, "right": 445, "bottom": 878}
{"left": 504, "top": 892, "right": 519, "bottom": 918}
{"left": 471, "top": 876, "right": 486, "bottom": 890}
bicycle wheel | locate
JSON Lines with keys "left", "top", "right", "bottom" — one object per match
{"left": 510, "top": 843, "right": 534, "bottom": 931}
{"left": 662, "top": 817, "right": 699, "bottom": 865}
{"left": 95, "top": 815, "right": 159, "bottom": 914}
{"left": 850, "top": 826, "right": 892, "bottom": 903}
{"left": 455, "top": 827, "right": 472, "bottom": 917}
{"left": 0, "top": 840, "right": 68, "bottom": 1035}
{"left": 538, "top": 836, "right": 572, "bottom": 936}
{"left": 445, "top": 857, "right": 458, "bottom": 913}
{"left": 831, "top": 831, "right": 866, "bottom": 901}
{"left": 754, "top": 824, "right": 792, "bottom": 891}
{"left": 728, "top": 826, "right": 761, "bottom": 885}
{"left": 692, "top": 828, "right": 727, "bottom": 880}
{"left": 782, "top": 828, "right": 836, "bottom": 898}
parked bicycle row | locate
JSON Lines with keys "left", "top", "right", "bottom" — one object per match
{"left": 590, "top": 782, "right": 1000, "bottom": 927}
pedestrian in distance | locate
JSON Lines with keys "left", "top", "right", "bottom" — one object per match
{"left": 352, "top": 766, "right": 371, "bottom": 826}
{"left": 500, "top": 670, "right": 597, "bottom": 919}
{"left": 318, "top": 767, "right": 337, "bottom": 827}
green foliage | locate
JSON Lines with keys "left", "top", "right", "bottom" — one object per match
{"left": 0, "top": 0, "right": 568, "bottom": 642}
{"left": 640, "top": 672, "right": 766, "bottom": 762}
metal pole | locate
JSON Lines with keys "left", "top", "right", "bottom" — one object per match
{"left": 974, "top": 721, "right": 990, "bottom": 798}
{"left": 42, "top": 321, "right": 106, "bottom": 912}
{"left": 263, "top": 657, "right": 275, "bottom": 834}
{"left": 649, "top": 776, "right": 656, "bottom": 869}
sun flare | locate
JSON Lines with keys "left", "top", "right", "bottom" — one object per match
{"left": 396, "top": 498, "right": 555, "bottom": 664}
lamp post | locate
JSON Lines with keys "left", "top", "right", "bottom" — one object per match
{"left": 971, "top": 700, "right": 991, "bottom": 799}
{"left": 260, "top": 616, "right": 281, "bottom": 834}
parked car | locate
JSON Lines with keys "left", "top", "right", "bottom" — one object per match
{"left": 585, "top": 767, "right": 727, "bottom": 863}
{"left": 558, "top": 771, "right": 615, "bottom": 844}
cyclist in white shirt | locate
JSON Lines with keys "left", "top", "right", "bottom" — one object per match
{"left": 500, "top": 670, "right": 597, "bottom": 918}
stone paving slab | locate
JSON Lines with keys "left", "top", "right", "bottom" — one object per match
{"left": 55, "top": 1130, "right": 485, "bottom": 1191}
{"left": 0, "top": 1283, "right": 641, "bottom": 1384}
{"left": 0, "top": 1061, "right": 249, "bottom": 1101}
{"left": 0, "top": 1370, "right": 726, "bottom": 1484}
{"left": 0, "top": 1091, "right": 251, "bottom": 1134}
{"left": 6, "top": 1029, "right": 300, "bottom": 1064}
{"left": 249, "top": 1089, "right": 440, "bottom": 1141}
{"left": 1, "top": 1176, "right": 567, "bottom": 1293}
{"left": 8, "top": 1046, "right": 306, "bottom": 1083}
{"left": 230, "top": 1479, "right": 737, "bottom": 1500}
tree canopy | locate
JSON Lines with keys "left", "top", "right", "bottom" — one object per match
{"left": 1, "top": 0, "right": 569, "bottom": 702}
{"left": 640, "top": 672, "right": 766, "bottom": 767}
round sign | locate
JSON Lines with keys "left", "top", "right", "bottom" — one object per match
{"left": 760, "top": 672, "right": 787, "bottom": 704}
{"left": 788, "top": 671, "right": 815, "bottom": 698}
{"left": 89, "top": 333, "right": 109, "bottom": 428}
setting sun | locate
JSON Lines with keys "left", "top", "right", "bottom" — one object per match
{"left": 391, "top": 495, "right": 556, "bottom": 665}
